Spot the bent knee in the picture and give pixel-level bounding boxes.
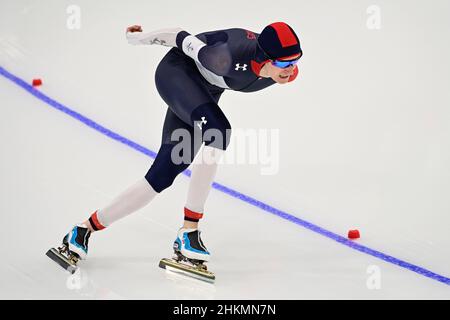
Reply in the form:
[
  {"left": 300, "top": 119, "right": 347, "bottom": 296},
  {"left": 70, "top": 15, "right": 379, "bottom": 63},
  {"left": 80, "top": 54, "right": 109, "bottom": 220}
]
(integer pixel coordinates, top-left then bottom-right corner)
[{"left": 145, "top": 144, "right": 190, "bottom": 193}]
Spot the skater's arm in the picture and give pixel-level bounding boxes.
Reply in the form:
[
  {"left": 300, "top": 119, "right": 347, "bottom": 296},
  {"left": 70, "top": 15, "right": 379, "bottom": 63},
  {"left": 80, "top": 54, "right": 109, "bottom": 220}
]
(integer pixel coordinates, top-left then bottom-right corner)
[
  {"left": 125, "top": 25, "right": 183, "bottom": 47},
  {"left": 126, "top": 25, "right": 231, "bottom": 76}
]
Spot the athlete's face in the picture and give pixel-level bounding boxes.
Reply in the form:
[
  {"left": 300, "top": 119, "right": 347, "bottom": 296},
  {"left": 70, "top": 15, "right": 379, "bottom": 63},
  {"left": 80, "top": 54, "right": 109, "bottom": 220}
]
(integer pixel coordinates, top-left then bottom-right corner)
[{"left": 262, "top": 53, "right": 301, "bottom": 84}]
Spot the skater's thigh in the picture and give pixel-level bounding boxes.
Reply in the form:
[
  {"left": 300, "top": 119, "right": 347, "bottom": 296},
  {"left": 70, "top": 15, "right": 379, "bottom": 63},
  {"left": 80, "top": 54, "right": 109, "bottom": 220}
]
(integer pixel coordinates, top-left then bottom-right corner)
[{"left": 155, "top": 49, "right": 219, "bottom": 125}]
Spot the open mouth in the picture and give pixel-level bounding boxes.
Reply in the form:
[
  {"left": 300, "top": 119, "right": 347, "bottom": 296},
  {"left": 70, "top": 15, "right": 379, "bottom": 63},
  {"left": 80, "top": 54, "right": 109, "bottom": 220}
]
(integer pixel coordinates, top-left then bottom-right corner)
[{"left": 279, "top": 75, "right": 289, "bottom": 79}]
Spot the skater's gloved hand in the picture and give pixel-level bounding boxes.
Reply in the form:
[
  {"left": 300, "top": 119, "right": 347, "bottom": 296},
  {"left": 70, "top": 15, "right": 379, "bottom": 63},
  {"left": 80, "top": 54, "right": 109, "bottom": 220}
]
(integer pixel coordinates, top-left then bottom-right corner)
[
  {"left": 126, "top": 25, "right": 142, "bottom": 33},
  {"left": 125, "top": 26, "right": 183, "bottom": 47}
]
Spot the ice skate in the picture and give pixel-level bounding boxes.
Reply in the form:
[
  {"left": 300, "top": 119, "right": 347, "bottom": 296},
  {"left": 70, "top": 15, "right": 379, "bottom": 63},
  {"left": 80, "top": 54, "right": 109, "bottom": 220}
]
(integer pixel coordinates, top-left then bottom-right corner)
[
  {"left": 46, "top": 224, "right": 91, "bottom": 274},
  {"left": 159, "top": 228, "right": 215, "bottom": 283}
]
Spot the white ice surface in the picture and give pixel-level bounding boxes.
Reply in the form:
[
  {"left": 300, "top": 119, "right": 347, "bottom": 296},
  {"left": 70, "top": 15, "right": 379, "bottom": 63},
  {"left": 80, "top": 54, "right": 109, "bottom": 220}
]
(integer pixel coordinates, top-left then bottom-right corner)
[{"left": 1, "top": 0, "right": 450, "bottom": 299}]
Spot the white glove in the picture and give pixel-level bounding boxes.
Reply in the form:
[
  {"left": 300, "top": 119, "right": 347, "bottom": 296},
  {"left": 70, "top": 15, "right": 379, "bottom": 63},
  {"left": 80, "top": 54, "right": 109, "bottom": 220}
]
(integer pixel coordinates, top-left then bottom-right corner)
[{"left": 125, "top": 25, "right": 183, "bottom": 47}]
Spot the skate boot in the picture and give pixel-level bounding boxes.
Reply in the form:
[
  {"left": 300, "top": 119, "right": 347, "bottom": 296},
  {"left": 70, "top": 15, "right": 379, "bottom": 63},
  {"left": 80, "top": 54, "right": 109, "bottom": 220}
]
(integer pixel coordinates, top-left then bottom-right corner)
[
  {"left": 173, "top": 228, "right": 210, "bottom": 262},
  {"left": 159, "top": 228, "right": 215, "bottom": 283},
  {"left": 46, "top": 224, "right": 91, "bottom": 274}
]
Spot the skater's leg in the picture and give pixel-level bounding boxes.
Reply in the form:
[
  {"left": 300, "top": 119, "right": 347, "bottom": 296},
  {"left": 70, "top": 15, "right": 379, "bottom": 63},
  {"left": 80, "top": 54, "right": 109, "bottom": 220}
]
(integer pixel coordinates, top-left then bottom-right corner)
[
  {"left": 183, "top": 145, "right": 224, "bottom": 230},
  {"left": 181, "top": 101, "right": 231, "bottom": 229},
  {"left": 84, "top": 108, "right": 196, "bottom": 232},
  {"left": 145, "top": 104, "right": 230, "bottom": 263},
  {"left": 83, "top": 179, "right": 157, "bottom": 231},
  {"left": 172, "top": 102, "right": 231, "bottom": 262},
  {"left": 48, "top": 109, "right": 194, "bottom": 270}
]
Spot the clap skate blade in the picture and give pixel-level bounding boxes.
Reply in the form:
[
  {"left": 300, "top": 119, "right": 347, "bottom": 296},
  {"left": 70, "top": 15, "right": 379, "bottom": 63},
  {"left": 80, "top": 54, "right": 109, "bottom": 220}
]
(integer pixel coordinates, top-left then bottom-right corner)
[
  {"left": 46, "top": 245, "right": 79, "bottom": 274},
  {"left": 159, "top": 252, "right": 215, "bottom": 283}
]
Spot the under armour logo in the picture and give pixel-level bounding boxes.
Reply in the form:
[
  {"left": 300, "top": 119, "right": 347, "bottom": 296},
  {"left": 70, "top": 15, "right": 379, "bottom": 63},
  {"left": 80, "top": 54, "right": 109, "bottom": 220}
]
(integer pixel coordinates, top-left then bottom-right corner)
[
  {"left": 196, "top": 116, "right": 207, "bottom": 129},
  {"left": 235, "top": 63, "right": 247, "bottom": 71},
  {"left": 149, "top": 38, "right": 166, "bottom": 45},
  {"left": 186, "top": 42, "right": 194, "bottom": 52}
]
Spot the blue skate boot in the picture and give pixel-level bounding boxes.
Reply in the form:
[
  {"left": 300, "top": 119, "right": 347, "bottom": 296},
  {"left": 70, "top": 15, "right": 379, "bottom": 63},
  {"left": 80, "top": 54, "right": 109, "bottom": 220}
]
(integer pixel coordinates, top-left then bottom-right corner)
[
  {"left": 159, "top": 228, "right": 215, "bottom": 282},
  {"left": 63, "top": 224, "right": 91, "bottom": 260},
  {"left": 173, "top": 228, "right": 210, "bottom": 262},
  {"left": 46, "top": 224, "right": 91, "bottom": 274}
]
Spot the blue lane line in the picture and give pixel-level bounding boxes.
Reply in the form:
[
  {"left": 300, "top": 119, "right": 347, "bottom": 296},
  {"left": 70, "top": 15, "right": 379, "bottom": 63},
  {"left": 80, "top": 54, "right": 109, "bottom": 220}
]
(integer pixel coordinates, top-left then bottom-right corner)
[{"left": 1, "top": 65, "right": 449, "bottom": 286}]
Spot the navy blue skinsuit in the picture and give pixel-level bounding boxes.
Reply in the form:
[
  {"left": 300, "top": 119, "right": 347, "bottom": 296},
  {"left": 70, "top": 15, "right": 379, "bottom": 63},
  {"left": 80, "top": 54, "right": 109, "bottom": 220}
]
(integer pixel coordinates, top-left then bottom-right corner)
[{"left": 145, "top": 28, "right": 299, "bottom": 193}]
